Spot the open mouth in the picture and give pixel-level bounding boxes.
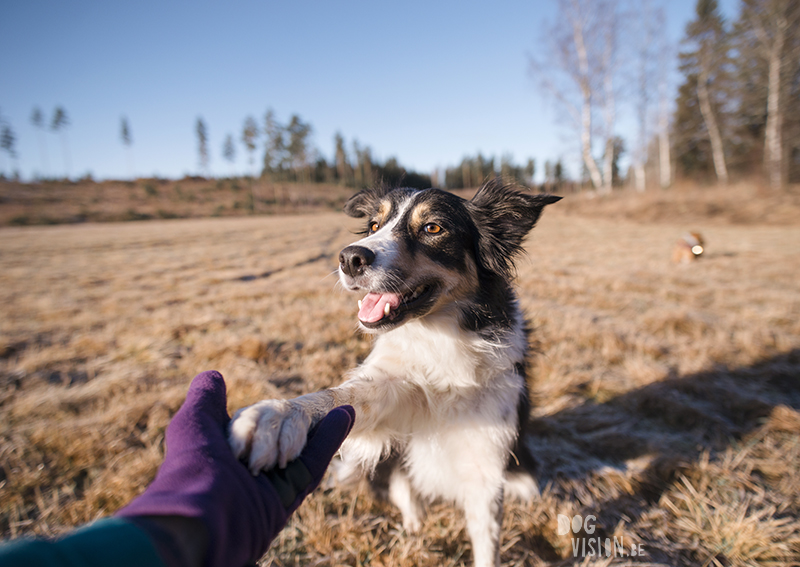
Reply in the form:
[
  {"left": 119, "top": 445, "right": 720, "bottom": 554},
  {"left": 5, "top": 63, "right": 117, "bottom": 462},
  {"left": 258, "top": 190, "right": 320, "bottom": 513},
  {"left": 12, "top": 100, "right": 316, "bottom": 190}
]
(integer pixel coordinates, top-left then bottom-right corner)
[{"left": 356, "top": 284, "right": 435, "bottom": 329}]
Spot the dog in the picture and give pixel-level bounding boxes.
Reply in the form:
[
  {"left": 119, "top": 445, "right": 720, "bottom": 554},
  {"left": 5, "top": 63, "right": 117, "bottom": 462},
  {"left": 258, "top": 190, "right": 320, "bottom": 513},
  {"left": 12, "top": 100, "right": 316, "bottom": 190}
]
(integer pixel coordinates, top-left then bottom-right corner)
[
  {"left": 672, "top": 231, "right": 705, "bottom": 263},
  {"left": 228, "top": 179, "right": 560, "bottom": 567}
]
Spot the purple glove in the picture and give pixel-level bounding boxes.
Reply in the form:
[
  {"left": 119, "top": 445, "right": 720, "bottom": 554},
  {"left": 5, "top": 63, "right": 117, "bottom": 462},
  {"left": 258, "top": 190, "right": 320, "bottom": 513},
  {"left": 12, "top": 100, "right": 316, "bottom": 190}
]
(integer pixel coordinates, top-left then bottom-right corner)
[{"left": 117, "top": 370, "right": 354, "bottom": 567}]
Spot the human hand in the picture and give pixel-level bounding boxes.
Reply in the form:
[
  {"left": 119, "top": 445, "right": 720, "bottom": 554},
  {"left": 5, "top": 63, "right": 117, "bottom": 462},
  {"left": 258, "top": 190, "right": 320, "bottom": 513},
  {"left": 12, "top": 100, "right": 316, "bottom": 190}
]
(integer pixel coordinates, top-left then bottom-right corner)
[{"left": 116, "top": 370, "right": 354, "bottom": 567}]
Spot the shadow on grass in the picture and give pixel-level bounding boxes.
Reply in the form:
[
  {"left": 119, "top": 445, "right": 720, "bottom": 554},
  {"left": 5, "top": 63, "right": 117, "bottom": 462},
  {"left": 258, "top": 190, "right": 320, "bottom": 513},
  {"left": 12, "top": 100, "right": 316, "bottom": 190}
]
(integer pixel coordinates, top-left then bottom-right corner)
[{"left": 522, "top": 348, "right": 800, "bottom": 559}]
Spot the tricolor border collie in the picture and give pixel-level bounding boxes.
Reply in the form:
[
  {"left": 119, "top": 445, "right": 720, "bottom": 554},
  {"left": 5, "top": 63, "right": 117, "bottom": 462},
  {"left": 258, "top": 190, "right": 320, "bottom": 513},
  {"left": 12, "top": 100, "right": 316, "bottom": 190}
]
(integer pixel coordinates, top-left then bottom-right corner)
[{"left": 229, "top": 179, "right": 560, "bottom": 567}]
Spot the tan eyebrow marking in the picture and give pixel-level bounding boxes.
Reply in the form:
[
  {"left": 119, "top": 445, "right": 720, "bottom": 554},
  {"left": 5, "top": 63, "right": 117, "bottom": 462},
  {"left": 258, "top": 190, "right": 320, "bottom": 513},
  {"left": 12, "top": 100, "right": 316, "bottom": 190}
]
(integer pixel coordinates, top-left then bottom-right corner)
[
  {"left": 377, "top": 200, "right": 392, "bottom": 224},
  {"left": 410, "top": 202, "right": 432, "bottom": 232}
]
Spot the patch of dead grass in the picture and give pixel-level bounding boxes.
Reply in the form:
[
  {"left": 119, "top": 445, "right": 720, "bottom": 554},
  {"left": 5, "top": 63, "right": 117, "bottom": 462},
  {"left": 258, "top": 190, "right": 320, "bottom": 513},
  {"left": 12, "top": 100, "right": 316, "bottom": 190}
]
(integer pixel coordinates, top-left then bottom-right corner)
[{"left": 1, "top": 192, "right": 799, "bottom": 565}]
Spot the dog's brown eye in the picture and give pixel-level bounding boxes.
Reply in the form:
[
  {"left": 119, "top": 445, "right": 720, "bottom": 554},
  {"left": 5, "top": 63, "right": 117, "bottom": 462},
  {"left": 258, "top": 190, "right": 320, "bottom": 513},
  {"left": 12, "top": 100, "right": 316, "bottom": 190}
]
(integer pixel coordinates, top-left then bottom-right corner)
[
  {"left": 369, "top": 222, "right": 379, "bottom": 233},
  {"left": 424, "top": 223, "right": 442, "bottom": 234}
]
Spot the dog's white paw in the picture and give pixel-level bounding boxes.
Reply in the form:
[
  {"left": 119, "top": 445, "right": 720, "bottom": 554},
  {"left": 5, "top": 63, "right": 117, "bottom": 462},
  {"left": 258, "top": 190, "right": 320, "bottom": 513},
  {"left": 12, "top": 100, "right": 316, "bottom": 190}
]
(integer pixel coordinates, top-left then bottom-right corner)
[{"left": 228, "top": 399, "right": 313, "bottom": 474}]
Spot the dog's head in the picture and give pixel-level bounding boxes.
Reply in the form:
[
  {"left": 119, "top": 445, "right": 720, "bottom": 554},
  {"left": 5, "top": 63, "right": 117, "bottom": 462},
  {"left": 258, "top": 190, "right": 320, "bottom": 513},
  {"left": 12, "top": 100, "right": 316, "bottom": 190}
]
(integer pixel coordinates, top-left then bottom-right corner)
[{"left": 338, "top": 179, "right": 560, "bottom": 332}]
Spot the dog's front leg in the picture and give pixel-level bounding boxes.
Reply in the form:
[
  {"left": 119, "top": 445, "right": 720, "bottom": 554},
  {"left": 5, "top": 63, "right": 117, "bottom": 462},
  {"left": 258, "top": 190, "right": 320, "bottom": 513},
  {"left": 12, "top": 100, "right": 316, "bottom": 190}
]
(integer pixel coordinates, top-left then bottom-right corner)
[
  {"left": 229, "top": 374, "right": 419, "bottom": 474},
  {"left": 229, "top": 390, "right": 339, "bottom": 474},
  {"left": 464, "top": 486, "right": 503, "bottom": 567}
]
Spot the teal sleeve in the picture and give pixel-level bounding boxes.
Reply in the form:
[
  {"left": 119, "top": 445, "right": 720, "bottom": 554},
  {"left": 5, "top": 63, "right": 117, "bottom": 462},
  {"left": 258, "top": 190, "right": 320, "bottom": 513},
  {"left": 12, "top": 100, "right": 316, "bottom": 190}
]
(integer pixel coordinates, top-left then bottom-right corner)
[{"left": 0, "top": 517, "right": 166, "bottom": 567}]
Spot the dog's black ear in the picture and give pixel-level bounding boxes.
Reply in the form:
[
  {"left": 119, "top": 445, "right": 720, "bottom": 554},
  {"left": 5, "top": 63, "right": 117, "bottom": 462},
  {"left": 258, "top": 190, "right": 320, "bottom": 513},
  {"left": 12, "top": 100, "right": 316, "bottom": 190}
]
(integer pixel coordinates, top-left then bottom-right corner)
[
  {"left": 467, "top": 178, "right": 561, "bottom": 277},
  {"left": 343, "top": 185, "right": 393, "bottom": 218}
]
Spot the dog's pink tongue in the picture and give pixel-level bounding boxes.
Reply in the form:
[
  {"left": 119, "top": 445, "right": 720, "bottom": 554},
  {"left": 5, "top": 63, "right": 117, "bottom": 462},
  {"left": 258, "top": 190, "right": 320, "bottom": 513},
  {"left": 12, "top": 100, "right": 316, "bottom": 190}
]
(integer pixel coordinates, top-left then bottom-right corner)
[{"left": 358, "top": 292, "right": 401, "bottom": 323}]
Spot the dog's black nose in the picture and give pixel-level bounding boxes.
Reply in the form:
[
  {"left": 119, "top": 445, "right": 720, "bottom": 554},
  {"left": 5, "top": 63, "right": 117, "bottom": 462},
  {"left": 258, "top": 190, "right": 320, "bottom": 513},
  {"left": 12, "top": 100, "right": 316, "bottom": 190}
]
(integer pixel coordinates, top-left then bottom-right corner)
[{"left": 339, "top": 245, "right": 376, "bottom": 277}]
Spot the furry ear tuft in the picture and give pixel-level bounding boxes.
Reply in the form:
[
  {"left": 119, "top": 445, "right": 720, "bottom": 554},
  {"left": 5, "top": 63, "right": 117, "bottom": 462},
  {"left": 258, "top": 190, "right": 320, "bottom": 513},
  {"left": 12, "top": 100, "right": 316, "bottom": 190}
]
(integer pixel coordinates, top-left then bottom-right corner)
[
  {"left": 343, "top": 184, "right": 394, "bottom": 218},
  {"left": 467, "top": 178, "right": 561, "bottom": 277}
]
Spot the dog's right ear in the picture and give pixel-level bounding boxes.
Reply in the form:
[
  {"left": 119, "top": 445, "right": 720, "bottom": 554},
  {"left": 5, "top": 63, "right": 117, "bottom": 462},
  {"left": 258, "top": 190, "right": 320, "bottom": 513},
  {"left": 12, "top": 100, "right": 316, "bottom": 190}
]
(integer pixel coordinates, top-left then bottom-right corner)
[{"left": 343, "top": 185, "right": 393, "bottom": 218}]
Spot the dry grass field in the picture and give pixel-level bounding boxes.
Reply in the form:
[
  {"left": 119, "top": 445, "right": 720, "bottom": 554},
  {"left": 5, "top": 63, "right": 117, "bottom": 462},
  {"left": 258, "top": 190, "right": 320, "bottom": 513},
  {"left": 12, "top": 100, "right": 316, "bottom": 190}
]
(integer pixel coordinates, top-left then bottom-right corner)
[
  {"left": 0, "top": 177, "right": 355, "bottom": 226},
  {"left": 1, "top": 183, "right": 799, "bottom": 565}
]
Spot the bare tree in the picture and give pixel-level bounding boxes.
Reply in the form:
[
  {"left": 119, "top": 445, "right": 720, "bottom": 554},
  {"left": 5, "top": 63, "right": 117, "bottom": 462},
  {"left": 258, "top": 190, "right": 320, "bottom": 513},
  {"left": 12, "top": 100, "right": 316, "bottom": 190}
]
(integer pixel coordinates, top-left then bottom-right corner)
[
  {"left": 630, "top": 0, "right": 661, "bottom": 192},
  {"left": 655, "top": 9, "right": 673, "bottom": 189},
  {"left": 530, "top": 0, "right": 621, "bottom": 192},
  {"left": 598, "top": 3, "right": 619, "bottom": 193}
]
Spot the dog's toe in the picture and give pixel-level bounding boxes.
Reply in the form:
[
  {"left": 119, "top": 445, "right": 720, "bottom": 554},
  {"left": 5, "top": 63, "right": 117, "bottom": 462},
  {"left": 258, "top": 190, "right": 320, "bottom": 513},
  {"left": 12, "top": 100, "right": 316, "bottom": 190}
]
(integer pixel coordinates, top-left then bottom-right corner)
[
  {"left": 277, "top": 406, "right": 312, "bottom": 468},
  {"left": 228, "top": 404, "right": 259, "bottom": 461}
]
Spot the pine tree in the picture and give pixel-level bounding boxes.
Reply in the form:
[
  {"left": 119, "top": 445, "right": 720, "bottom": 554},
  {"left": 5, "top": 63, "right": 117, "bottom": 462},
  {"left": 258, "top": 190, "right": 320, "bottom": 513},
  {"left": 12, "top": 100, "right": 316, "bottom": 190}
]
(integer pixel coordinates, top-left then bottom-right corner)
[
  {"left": 352, "top": 139, "right": 363, "bottom": 188},
  {"left": 222, "top": 134, "right": 236, "bottom": 175},
  {"left": 196, "top": 117, "right": 209, "bottom": 177},
  {"left": 30, "top": 107, "right": 49, "bottom": 177},
  {"left": 286, "top": 114, "right": 312, "bottom": 182},
  {"left": 675, "top": 0, "right": 732, "bottom": 184},
  {"left": 334, "top": 132, "right": 350, "bottom": 186},
  {"left": 120, "top": 116, "right": 133, "bottom": 178},
  {"left": 1, "top": 123, "right": 18, "bottom": 176},
  {"left": 51, "top": 106, "right": 71, "bottom": 178},
  {"left": 241, "top": 116, "right": 258, "bottom": 177},
  {"left": 524, "top": 158, "right": 536, "bottom": 186},
  {"left": 262, "top": 110, "right": 284, "bottom": 178}
]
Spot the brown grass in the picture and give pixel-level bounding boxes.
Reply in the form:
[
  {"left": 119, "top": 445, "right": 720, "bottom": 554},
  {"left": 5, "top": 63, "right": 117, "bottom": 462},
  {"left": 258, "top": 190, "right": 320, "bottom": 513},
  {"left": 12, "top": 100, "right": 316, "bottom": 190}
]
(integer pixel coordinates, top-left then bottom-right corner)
[
  {"left": 1, "top": 183, "right": 799, "bottom": 565},
  {"left": 0, "top": 177, "right": 355, "bottom": 226},
  {"left": 550, "top": 180, "right": 800, "bottom": 226}
]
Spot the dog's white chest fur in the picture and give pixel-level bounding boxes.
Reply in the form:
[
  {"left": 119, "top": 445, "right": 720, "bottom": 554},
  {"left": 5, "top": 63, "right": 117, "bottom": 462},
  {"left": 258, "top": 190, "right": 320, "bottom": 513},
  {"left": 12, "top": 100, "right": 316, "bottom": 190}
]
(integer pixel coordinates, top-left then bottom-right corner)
[{"left": 339, "top": 313, "right": 527, "bottom": 498}]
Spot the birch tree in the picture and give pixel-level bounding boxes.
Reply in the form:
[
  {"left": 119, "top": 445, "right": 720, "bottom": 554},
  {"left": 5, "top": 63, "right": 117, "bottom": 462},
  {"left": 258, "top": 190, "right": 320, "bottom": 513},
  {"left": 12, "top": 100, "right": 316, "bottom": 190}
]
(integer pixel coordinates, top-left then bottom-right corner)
[
  {"left": 655, "top": 9, "right": 673, "bottom": 188},
  {"left": 530, "top": 0, "right": 620, "bottom": 192},
  {"left": 631, "top": 0, "right": 661, "bottom": 192},
  {"left": 598, "top": 4, "right": 619, "bottom": 193}
]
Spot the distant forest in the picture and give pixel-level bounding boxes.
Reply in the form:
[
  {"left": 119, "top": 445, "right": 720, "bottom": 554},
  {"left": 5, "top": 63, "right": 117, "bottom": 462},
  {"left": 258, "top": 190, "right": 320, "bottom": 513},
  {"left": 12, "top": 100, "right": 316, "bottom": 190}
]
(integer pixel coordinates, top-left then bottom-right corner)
[{"left": 1, "top": 0, "right": 798, "bottom": 192}]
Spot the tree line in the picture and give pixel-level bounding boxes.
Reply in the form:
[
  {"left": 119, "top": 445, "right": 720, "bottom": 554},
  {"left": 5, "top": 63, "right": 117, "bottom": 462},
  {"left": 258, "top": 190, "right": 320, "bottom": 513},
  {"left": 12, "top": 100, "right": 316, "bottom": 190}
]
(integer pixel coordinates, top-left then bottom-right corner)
[
  {"left": 532, "top": 0, "right": 800, "bottom": 192},
  {"left": 198, "top": 110, "right": 433, "bottom": 189},
  {"left": 673, "top": 0, "right": 799, "bottom": 189},
  {"left": 3, "top": 0, "right": 797, "bottom": 192}
]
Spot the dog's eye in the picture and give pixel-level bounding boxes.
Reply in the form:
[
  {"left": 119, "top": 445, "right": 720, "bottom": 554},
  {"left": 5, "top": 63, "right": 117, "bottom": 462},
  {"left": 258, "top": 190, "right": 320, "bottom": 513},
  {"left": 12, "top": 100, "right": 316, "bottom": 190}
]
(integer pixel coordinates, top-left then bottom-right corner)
[
  {"left": 369, "top": 221, "right": 380, "bottom": 233},
  {"left": 424, "top": 223, "right": 442, "bottom": 234}
]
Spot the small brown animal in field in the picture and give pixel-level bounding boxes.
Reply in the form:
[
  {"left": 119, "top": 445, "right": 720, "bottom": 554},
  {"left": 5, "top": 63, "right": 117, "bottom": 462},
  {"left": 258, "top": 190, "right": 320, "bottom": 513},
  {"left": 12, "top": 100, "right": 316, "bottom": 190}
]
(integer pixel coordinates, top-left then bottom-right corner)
[{"left": 672, "top": 232, "right": 705, "bottom": 263}]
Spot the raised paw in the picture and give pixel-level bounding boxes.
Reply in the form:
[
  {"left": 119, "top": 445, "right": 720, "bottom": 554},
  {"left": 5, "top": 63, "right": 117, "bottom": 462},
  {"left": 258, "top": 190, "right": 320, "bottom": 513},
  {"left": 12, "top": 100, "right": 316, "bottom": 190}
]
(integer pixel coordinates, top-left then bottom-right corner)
[{"left": 228, "top": 399, "right": 313, "bottom": 474}]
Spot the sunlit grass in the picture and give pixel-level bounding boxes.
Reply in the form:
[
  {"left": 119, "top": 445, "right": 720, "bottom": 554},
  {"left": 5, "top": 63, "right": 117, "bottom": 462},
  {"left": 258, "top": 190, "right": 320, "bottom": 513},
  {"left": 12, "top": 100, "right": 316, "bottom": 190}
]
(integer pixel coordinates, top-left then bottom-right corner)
[{"left": 1, "top": 185, "right": 799, "bottom": 565}]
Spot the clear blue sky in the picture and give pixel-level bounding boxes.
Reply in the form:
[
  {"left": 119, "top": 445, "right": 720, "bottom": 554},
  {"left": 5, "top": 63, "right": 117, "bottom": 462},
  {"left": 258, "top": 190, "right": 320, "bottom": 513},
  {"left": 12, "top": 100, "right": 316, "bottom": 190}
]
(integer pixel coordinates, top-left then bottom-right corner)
[{"left": 0, "top": 0, "right": 739, "bottom": 182}]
